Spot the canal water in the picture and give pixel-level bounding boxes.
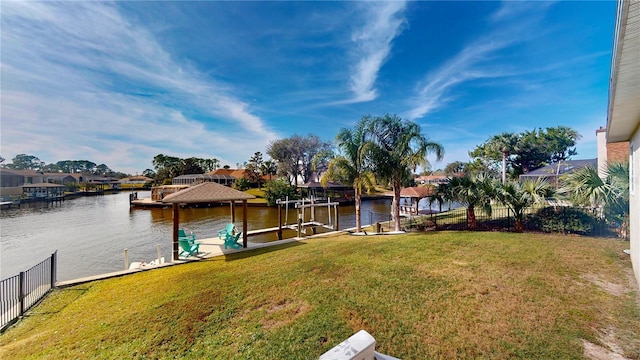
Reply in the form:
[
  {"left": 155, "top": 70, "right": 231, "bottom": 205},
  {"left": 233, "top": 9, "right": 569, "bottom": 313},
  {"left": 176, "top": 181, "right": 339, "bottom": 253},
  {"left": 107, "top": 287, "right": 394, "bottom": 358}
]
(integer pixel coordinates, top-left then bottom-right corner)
[{"left": 0, "top": 192, "right": 395, "bottom": 282}]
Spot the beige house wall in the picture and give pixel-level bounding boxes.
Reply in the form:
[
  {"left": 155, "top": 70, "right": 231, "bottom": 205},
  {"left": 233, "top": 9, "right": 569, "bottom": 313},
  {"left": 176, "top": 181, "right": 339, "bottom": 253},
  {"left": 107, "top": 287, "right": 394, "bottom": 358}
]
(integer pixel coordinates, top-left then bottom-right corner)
[
  {"left": 630, "top": 131, "right": 639, "bottom": 288},
  {"left": 597, "top": 128, "right": 608, "bottom": 178}
]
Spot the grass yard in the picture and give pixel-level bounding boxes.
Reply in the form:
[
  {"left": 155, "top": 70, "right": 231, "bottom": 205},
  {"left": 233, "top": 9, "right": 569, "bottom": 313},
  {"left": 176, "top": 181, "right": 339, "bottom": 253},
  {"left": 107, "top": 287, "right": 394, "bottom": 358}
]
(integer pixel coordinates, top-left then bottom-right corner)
[{"left": 1, "top": 231, "right": 638, "bottom": 359}]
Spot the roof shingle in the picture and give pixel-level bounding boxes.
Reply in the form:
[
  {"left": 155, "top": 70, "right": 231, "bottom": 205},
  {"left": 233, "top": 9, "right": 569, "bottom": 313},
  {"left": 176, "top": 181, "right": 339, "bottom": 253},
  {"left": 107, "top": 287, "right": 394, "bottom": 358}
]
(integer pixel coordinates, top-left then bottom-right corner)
[{"left": 161, "top": 182, "right": 255, "bottom": 203}]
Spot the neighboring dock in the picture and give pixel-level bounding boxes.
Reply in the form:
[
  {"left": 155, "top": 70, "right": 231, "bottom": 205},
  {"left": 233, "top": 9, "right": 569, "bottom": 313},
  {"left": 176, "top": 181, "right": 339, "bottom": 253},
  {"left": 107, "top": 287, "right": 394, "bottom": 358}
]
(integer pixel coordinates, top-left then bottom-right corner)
[
  {"left": 0, "top": 201, "right": 20, "bottom": 210},
  {"left": 129, "top": 197, "right": 170, "bottom": 208}
]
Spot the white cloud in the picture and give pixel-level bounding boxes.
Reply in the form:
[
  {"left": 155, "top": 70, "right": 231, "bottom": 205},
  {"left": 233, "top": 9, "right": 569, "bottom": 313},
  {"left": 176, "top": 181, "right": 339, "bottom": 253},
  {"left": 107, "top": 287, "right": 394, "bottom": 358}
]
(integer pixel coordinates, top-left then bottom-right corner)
[
  {"left": 405, "top": 2, "right": 551, "bottom": 120},
  {"left": 346, "top": 1, "right": 407, "bottom": 103},
  {"left": 1, "top": 1, "right": 278, "bottom": 173}
]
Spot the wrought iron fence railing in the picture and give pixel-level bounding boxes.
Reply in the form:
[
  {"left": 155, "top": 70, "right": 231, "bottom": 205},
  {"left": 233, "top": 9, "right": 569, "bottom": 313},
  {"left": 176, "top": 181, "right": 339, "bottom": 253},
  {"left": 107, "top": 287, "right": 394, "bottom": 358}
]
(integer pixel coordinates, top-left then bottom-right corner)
[
  {"left": 401, "top": 206, "right": 624, "bottom": 239},
  {"left": 1, "top": 251, "right": 57, "bottom": 332}
]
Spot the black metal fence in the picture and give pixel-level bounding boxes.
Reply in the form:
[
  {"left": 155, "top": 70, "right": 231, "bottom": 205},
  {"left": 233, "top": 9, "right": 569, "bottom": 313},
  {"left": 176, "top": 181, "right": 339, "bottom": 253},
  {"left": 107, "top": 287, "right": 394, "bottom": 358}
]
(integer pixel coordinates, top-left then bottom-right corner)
[
  {"left": 1, "top": 251, "right": 57, "bottom": 332},
  {"left": 403, "top": 206, "right": 623, "bottom": 238}
]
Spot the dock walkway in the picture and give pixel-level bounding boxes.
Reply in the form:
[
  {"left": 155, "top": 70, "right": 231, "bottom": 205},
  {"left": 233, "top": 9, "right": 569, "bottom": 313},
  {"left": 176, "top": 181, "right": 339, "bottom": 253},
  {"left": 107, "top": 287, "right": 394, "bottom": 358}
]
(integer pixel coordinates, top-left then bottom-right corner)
[{"left": 56, "top": 232, "right": 341, "bottom": 287}]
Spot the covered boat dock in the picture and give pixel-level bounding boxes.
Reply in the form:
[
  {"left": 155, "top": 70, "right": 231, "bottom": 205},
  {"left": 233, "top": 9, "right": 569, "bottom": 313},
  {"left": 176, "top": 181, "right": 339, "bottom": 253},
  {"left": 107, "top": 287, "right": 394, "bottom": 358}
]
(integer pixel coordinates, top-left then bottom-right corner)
[{"left": 161, "top": 182, "right": 255, "bottom": 261}]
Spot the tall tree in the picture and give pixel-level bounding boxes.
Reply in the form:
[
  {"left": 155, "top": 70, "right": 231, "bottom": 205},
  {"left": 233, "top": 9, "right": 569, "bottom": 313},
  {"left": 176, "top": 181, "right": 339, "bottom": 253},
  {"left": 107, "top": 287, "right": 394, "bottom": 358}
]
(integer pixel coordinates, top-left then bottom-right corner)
[
  {"left": 545, "top": 126, "right": 581, "bottom": 163},
  {"left": 489, "top": 132, "right": 519, "bottom": 184},
  {"left": 321, "top": 117, "right": 376, "bottom": 233},
  {"left": 152, "top": 154, "right": 183, "bottom": 181},
  {"left": 142, "top": 169, "right": 156, "bottom": 178},
  {"left": 7, "top": 154, "right": 44, "bottom": 170},
  {"left": 181, "top": 157, "right": 204, "bottom": 175},
  {"left": 470, "top": 127, "right": 581, "bottom": 177},
  {"left": 268, "top": 137, "right": 300, "bottom": 185},
  {"left": 94, "top": 164, "right": 112, "bottom": 176},
  {"left": 246, "top": 152, "right": 264, "bottom": 188},
  {"left": 444, "top": 161, "right": 466, "bottom": 175},
  {"left": 267, "top": 134, "right": 331, "bottom": 185},
  {"left": 300, "top": 135, "right": 332, "bottom": 183},
  {"left": 366, "top": 114, "right": 444, "bottom": 231},
  {"left": 198, "top": 158, "right": 220, "bottom": 173},
  {"left": 260, "top": 160, "right": 278, "bottom": 181}
]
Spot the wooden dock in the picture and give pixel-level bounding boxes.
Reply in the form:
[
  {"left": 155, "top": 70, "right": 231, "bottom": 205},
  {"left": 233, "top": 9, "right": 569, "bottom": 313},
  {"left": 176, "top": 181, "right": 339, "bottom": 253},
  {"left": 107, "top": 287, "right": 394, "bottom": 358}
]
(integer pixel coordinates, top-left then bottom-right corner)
[
  {"left": 0, "top": 201, "right": 19, "bottom": 209},
  {"left": 245, "top": 221, "right": 337, "bottom": 239}
]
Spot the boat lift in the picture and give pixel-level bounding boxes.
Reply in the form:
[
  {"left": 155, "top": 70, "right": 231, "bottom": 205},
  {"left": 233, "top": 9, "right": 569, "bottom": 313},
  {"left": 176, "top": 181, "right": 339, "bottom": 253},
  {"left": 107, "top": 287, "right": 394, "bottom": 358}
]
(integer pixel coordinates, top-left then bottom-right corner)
[{"left": 275, "top": 197, "right": 340, "bottom": 238}]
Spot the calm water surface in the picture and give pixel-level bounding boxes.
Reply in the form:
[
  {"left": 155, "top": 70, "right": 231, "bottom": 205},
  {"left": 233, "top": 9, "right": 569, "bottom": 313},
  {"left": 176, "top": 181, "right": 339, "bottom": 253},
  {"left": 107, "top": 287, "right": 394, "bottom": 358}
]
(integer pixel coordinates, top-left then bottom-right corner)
[{"left": 1, "top": 192, "right": 394, "bottom": 281}]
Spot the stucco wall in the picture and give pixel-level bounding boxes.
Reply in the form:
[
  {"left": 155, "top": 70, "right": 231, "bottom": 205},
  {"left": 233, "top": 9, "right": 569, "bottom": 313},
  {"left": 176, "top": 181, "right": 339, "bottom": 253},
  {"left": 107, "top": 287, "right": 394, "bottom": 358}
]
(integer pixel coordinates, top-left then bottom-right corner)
[
  {"left": 631, "top": 130, "right": 639, "bottom": 289},
  {"left": 597, "top": 128, "right": 608, "bottom": 178}
]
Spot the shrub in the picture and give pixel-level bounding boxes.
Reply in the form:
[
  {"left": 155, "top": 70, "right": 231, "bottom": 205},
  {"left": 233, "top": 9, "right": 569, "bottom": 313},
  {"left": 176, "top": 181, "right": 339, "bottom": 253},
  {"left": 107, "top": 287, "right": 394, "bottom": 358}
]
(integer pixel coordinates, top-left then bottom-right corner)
[
  {"left": 233, "top": 178, "right": 251, "bottom": 191},
  {"left": 263, "top": 179, "right": 298, "bottom": 206},
  {"left": 528, "top": 207, "right": 603, "bottom": 236}
]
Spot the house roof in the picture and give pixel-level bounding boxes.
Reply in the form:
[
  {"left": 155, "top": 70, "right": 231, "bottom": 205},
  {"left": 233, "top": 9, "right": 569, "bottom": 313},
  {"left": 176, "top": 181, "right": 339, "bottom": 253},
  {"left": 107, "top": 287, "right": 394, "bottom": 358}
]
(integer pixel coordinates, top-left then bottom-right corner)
[
  {"left": 21, "top": 182, "right": 64, "bottom": 188},
  {"left": 44, "top": 173, "right": 75, "bottom": 180},
  {"left": 384, "top": 186, "right": 434, "bottom": 199},
  {"left": 415, "top": 174, "right": 463, "bottom": 182},
  {"left": 0, "top": 168, "right": 42, "bottom": 176},
  {"left": 122, "top": 175, "right": 153, "bottom": 181},
  {"left": 607, "top": 0, "right": 640, "bottom": 142},
  {"left": 519, "top": 159, "right": 597, "bottom": 178},
  {"left": 298, "top": 181, "right": 350, "bottom": 189},
  {"left": 210, "top": 168, "right": 233, "bottom": 176},
  {"left": 161, "top": 182, "right": 255, "bottom": 203},
  {"left": 174, "top": 173, "right": 236, "bottom": 180},
  {"left": 208, "top": 168, "right": 250, "bottom": 179}
]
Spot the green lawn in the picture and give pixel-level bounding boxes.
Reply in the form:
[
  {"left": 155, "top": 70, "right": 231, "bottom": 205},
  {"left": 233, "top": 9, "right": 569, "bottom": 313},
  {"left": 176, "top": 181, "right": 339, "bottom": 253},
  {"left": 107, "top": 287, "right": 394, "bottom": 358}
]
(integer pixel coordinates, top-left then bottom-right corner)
[{"left": 1, "top": 232, "right": 638, "bottom": 359}]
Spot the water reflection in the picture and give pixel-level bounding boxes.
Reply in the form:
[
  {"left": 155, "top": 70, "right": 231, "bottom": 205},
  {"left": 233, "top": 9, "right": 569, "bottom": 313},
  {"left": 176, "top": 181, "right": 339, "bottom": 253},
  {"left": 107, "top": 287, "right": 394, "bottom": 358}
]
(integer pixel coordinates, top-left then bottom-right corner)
[{"left": 1, "top": 191, "right": 391, "bottom": 281}]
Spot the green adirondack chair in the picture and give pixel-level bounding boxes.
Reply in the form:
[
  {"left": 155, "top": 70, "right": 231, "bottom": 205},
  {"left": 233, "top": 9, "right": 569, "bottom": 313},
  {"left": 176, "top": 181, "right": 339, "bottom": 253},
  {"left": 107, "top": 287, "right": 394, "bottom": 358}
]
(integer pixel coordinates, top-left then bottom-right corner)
[
  {"left": 179, "top": 237, "right": 200, "bottom": 257},
  {"left": 179, "top": 229, "right": 196, "bottom": 243},
  {"left": 218, "top": 223, "right": 236, "bottom": 239},
  {"left": 224, "top": 232, "right": 242, "bottom": 249}
]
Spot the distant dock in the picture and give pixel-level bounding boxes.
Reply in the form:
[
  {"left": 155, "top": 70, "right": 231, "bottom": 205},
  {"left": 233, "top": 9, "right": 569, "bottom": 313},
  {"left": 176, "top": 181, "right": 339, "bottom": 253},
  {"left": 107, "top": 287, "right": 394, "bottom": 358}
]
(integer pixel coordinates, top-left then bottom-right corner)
[{"left": 0, "top": 201, "right": 20, "bottom": 210}]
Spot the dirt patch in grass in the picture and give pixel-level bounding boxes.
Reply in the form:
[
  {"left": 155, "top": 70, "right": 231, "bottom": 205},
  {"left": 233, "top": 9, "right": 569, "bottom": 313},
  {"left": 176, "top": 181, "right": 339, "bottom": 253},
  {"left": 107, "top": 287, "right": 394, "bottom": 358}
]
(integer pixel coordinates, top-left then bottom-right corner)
[
  {"left": 582, "top": 262, "right": 640, "bottom": 359},
  {"left": 582, "top": 273, "right": 630, "bottom": 297},
  {"left": 583, "top": 339, "right": 629, "bottom": 360},
  {"left": 257, "top": 298, "right": 311, "bottom": 330}
]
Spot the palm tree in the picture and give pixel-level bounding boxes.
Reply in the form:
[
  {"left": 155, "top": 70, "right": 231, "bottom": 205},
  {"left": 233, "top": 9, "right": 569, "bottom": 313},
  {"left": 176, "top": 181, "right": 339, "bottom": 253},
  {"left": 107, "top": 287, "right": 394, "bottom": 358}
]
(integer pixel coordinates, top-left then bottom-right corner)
[
  {"left": 447, "top": 174, "right": 495, "bottom": 229},
  {"left": 321, "top": 118, "right": 375, "bottom": 233},
  {"left": 491, "top": 132, "right": 519, "bottom": 184},
  {"left": 366, "top": 114, "right": 444, "bottom": 231},
  {"left": 559, "top": 162, "right": 629, "bottom": 236},
  {"left": 496, "top": 178, "right": 552, "bottom": 232},
  {"left": 260, "top": 160, "right": 278, "bottom": 181}
]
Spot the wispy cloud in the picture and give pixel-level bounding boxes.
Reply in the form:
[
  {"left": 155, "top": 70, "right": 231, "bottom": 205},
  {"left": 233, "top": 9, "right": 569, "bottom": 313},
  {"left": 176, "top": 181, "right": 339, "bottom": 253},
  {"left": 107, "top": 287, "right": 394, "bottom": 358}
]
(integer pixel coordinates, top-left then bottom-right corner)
[
  {"left": 405, "top": 2, "right": 552, "bottom": 120},
  {"left": 345, "top": 1, "right": 407, "bottom": 103},
  {"left": 1, "top": 1, "right": 277, "bottom": 172}
]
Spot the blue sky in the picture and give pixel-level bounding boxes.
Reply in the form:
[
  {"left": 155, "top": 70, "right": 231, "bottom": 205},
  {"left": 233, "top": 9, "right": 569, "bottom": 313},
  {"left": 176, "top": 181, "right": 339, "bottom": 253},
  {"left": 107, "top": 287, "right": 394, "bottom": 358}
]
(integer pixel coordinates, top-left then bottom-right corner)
[{"left": 1, "top": 1, "right": 615, "bottom": 174}]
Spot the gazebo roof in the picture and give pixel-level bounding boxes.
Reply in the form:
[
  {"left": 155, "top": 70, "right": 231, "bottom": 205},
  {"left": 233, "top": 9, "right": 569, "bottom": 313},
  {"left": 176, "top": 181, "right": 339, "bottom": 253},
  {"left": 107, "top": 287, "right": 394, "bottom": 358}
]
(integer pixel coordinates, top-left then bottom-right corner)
[
  {"left": 385, "top": 186, "right": 433, "bottom": 199},
  {"left": 161, "top": 182, "right": 255, "bottom": 203}
]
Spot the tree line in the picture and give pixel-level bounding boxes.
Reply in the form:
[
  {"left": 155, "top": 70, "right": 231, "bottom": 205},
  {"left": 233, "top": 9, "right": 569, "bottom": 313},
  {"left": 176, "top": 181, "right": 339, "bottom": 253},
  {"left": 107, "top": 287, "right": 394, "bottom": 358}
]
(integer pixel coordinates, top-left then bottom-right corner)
[
  {"left": 4, "top": 117, "right": 622, "bottom": 236},
  {"left": 0, "top": 154, "right": 127, "bottom": 178},
  {"left": 309, "top": 114, "right": 627, "bottom": 237}
]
